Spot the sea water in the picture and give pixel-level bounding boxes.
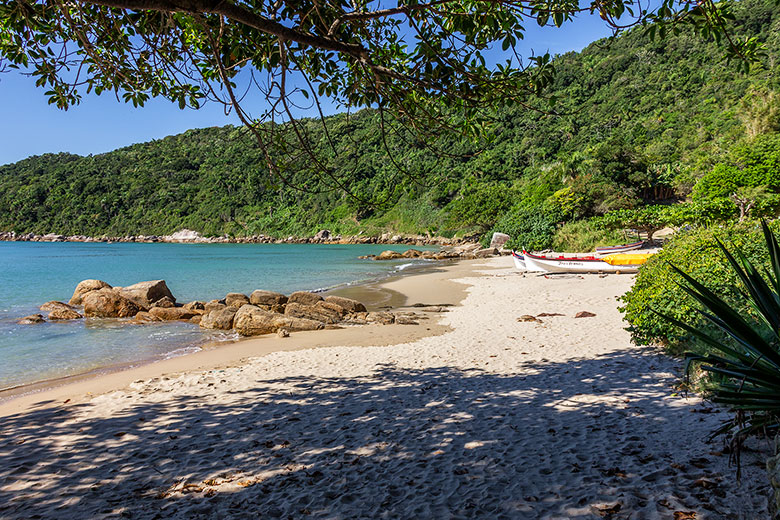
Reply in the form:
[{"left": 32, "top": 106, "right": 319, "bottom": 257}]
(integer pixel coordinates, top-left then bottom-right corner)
[{"left": 0, "top": 242, "right": 434, "bottom": 390}]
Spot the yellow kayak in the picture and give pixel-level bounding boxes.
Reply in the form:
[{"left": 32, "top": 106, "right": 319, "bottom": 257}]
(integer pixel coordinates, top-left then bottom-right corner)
[{"left": 601, "top": 253, "right": 655, "bottom": 266}]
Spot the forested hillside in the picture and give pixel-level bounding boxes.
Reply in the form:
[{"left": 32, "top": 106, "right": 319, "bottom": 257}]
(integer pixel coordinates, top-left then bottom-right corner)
[{"left": 1, "top": 0, "right": 778, "bottom": 243}]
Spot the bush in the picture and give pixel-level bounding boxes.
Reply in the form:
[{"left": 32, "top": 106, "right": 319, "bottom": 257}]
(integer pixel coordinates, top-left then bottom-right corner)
[
  {"left": 487, "top": 202, "right": 560, "bottom": 251},
  {"left": 620, "top": 221, "right": 777, "bottom": 352},
  {"left": 551, "top": 220, "right": 633, "bottom": 252}
]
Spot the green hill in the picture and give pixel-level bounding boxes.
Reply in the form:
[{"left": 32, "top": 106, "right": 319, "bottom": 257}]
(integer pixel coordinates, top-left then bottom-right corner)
[{"left": 1, "top": 0, "right": 778, "bottom": 241}]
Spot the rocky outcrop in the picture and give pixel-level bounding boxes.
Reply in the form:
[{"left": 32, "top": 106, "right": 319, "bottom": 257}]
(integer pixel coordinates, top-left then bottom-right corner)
[
  {"left": 225, "top": 293, "right": 250, "bottom": 309},
  {"left": 288, "top": 291, "right": 323, "bottom": 306},
  {"left": 233, "top": 305, "right": 324, "bottom": 336},
  {"left": 375, "top": 250, "right": 403, "bottom": 260},
  {"left": 83, "top": 288, "right": 142, "bottom": 318},
  {"left": 199, "top": 308, "right": 237, "bottom": 330},
  {"left": 324, "top": 295, "right": 367, "bottom": 314},
  {"left": 40, "top": 301, "right": 72, "bottom": 312},
  {"left": 183, "top": 301, "right": 206, "bottom": 311},
  {"left": 119, "top": 280, "right": 175, "bottom": 310},
  {"left": 18, "top": 314, "right": 45, "bottom": 324},
  {"left": 148, "top": 307, "right": 197, "bottom": 321},
  {"left": 69, "top": 279, "right": 112, "bottom": 306}
]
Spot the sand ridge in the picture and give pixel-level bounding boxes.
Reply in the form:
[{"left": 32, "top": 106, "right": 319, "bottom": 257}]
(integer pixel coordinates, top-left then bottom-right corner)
[{"left": 0, "top": 257, "right": 770, "bottom": 518}]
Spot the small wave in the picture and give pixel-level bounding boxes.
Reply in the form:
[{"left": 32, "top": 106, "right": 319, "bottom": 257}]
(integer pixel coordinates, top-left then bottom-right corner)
[{"left": 395, "top": 262, "right": 417, "bottom": 271}]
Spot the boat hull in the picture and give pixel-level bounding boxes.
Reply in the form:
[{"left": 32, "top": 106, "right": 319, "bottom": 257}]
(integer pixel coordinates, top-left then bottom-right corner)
[{"left": 523, "top": 251, "right": 639, "bottom": 273}]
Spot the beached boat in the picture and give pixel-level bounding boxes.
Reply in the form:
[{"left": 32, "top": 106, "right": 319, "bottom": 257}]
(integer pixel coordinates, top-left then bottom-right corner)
[
  {"left": 595, "top": 240, "right": 643, "bottom": 255},
  {"left": 512, "top": 251, "right": 526, "bottom": 270},
  {"left": 522, "top": 250, "right": 654, "bottom": 273}
]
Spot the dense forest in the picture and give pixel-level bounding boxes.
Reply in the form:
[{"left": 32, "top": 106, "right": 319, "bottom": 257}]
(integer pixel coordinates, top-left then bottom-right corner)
[{"left": 1, "top": 0, "right": 778, "bottom": 248}]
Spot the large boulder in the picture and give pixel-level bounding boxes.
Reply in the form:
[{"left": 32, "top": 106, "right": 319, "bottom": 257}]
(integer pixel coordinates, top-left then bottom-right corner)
[
  {"left": 402, "top": 249, "right": 423, "bottom": 258},
  {"left": 284, "top": 302, "right": 341, "bottom": 324},
  {"left": 489, "top": 232, "right": 511, "bottom": 249},
  {"left": 288, "top": 291, "right": 323, "bottom": 306},
  {"left": 324, "top": 295, "right": 367, "bottom": 314},
  {"left": 83, "top": 288, "right": 142, "bottom": 318},
  {"left": 233, "top": 305, "right": 324, "bottom": 336},
  {"left": 148, "top": 307, "right": 197, "bottom": 321},
  {"left": 204, "top": 300, "right": 227, "bottom": 313},
  {"left": 69, "top": 279, "right": 112, "bottom": 306},
  {"left": 313, "top": 229, "right": 330, "bottom": 241},
  {"left": 250, "top": 290, "right": 288, "bottom": 307},
  {"left": 225, "top": 292, "right": 250, "bottom": 309},
  {"left": 119, "top": 280, "right": 175, "bottom": 310},
  {"left": 199, "top": 308, "right": 237, "bottom": 330}
]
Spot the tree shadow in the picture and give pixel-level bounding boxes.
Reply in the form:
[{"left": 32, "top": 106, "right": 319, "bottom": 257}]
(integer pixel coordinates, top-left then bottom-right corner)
[{"left": 0, "top": 347, "right": 769, "bottom": 519}]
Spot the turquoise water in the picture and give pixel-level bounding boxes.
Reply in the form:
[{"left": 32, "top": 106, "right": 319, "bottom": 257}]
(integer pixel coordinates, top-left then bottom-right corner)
[{"left": 0, "top": 242, "right": 433, "bottom": 390}]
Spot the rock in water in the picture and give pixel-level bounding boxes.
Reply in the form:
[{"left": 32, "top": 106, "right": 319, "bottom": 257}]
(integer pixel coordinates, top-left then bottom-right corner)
[
  {"left": 199, "top": 308, "right": 237, "bottom": 330},
  {"left": 250, "top": 290, "right": 288, "bottom": 307},
  {"left": 233, "top": 305, "right": 323, "bottom": 336},
  {"left": 119, "top": 280, "right": 175, "bottom": 310},
  {"left": 18, "top": 314, "right": 45, "bottom": 324},
  {"left": 288, "top": 291, "right": 323, "bottom": 306},
  {"left": 69, "top": 279, "right": 112, "bottom": 306},
  {"left": 48, "top": 308, "right": 83, "bottom": 320},
  {"left": 83, "top": 289, "right": 142, "bottom": 318},
  {"left": 489, "top": 232, "right": 511, "bottom": 249},
  {"left": 148, "top": 307, "right": 197, "bottom": 321},
  {"left": 374, "top": 250, "right": 403, "bottom": 260},
  {"left": 183, "top": 301, "right": 206, "bottom": 311},
  {"left": 225, "top": 293, "right": 251, "bottom": 309},
  {"left": 324, "top": 295, "right": 367, "bottom": 314},
  {"left": 133, "top": 311, "right": 163, "bottom": 323},
  {"left": 40, "top": 301, "right": 75, "bottom": 312}
]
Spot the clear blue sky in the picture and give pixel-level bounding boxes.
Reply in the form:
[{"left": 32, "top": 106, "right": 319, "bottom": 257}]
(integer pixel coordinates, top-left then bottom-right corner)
[{"left": 0, "top": 15, "right": 613, "bottom": 166}]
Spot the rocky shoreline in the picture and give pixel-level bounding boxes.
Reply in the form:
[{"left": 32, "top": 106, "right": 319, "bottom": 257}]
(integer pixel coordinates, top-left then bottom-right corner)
[
  {"left": 19, "top": 278, "right": 443, "bottom": 338},
  {"left": 0, "top": 228, "right": 476, "bottom": 246}
]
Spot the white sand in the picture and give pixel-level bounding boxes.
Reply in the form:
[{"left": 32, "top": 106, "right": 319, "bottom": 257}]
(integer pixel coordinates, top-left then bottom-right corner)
[{"left": 0, "top": 257, "right": 770, "bottom": 518}]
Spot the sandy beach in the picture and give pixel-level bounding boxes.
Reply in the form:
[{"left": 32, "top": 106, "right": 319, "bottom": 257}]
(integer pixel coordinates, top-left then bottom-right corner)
[{"left": 0, "top": 257, "right": 770, "bottom": 518}]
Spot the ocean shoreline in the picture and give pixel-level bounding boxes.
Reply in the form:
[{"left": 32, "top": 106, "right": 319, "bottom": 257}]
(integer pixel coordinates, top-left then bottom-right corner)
[
  {"left": 0, "top": 258, "right": 477, "bottom": 415},
  {"left": 0, "top": 256, "right": 769, "bottom": 518}
]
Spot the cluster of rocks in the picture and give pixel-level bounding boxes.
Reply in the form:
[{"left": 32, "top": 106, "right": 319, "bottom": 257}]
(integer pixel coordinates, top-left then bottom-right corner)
[
  {"left": 17, "top": 279, "right": 426, "bottom": 338},
  {"left": 0, "top": 229, "right": 477, "bottom": 247},
  {"left": 360, "top": 244, "right": 502, "bottom": 261}
]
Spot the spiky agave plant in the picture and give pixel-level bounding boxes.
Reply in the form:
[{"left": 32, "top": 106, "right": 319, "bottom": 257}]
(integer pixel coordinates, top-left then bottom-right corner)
[{"left": 661, "top": 220, "right": 780, "bottom": 442}]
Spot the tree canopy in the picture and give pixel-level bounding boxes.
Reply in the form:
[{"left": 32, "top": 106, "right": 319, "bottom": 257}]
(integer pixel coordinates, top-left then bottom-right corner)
[{"left": 0, "top": 0, "right": 769, "bottom": 195}]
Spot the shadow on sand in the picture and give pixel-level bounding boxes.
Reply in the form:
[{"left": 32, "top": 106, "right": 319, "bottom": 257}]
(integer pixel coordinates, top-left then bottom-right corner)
[{"left": 0, "top": 347, "right": 769, "bottom": 519}]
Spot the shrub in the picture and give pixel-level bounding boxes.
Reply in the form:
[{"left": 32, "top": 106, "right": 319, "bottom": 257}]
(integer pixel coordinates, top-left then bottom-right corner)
[
  {"left": 551, "top": 219, "right": 632, "bottom": 252},
  {"left": 487, "top": 202, "right": 560, "bottom": 251},
  {"left": 620, "top": 221, "right": 777, "bottom": 352},
  {"left": 669, "top": 221, "right": 780, "bottom": 439}
]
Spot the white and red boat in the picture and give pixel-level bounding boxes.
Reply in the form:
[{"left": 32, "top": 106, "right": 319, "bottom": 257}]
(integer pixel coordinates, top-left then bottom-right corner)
[
  {"left": 521, "top": 250, "right": 652, "bottom": 273},
  {"left": 595, "top": 240, "right": 643, "bottom": 255}
]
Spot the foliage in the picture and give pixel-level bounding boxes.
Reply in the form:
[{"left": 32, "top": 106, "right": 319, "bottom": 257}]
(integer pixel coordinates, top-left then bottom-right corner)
[
  {"left": 446, "top": 181, "right": 517, "bottom": 232},
  {"left": 597, "top": 205, "right": 677, "bottom": 241},
  {"left": 665, "top": 221, "right": 780, "bottom": 439},
  {"left": 487, "top": 202, "right": 560, "bottom": 251},
  {"left": 0, "top": 1, "right": 778, "bottom": 238},
  {"left": 620, "top": 222, "right": 776, "bottom": 352},
  {"left": 551, "top": 220, "right": 631, "bottom": 253}
]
